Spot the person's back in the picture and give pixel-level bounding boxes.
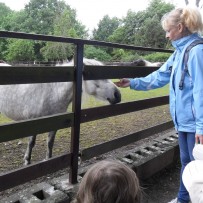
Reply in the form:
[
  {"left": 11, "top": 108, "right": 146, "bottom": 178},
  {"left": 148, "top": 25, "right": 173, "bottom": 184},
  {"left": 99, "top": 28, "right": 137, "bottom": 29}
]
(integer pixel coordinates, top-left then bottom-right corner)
[{"left": 72, "top": 160, "right": 141, "bottom": 203}]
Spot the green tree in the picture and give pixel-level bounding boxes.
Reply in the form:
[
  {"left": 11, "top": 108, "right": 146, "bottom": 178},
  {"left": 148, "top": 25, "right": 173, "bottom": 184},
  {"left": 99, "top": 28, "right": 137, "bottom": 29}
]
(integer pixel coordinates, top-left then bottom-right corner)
[
  {"left": 0, "top": 39, "right": 8, "bottom": 60},
  {"left": 6, "top": 39, "right": 35, "bottom": 62},
  {"left": 40, "top": 8, "right": 87, "bottom": 61},
  {"left": 145, "top": 0, "right": 174, "bottom": 20},
  {"left": 135, "top": 0, "right": 174, "bottom": 48},
  {"left": 0, "top": 3, "right": 12, "bottom": 60},
  {"left": 109, "top": 0, "right": 174, "bottom": 48},
  {"left": 91, "top": 15, "right": 121, "bottom": 60},
  {"left": 121, "top": 10, "right": 146, "bottom": 45},
  {"left": 84, "top": 46, "right": 111, "bottom": 61},
  {"left": 0, "top": 0, "right": 87, "bottom": 62},
  {"left": 3, "top": 10, "right": 28, "bottom": 31},
  {"left": 134, "top": 15, "right": 166, "bottom": 48},
  {"left": 92, "top": 15, "right": 120, "bottom": 42},
  {"left": 0, "top": 3, "right": 12, "bottom": 30},
  {"left": 22, "top": 0, "right": 74, "bottom": 34},
  {"left": 107, "top": 27, "right": 126, "bottom": 44}
]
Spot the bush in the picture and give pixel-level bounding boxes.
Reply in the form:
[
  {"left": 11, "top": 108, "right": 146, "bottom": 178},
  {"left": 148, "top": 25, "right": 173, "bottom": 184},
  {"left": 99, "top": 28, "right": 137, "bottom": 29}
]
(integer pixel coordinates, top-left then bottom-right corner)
[
  {"left": 144, "top": 52, "right": 172, "bottom": 62},
  {"left": 84, "top": 46, "right": 112, "bottom": 61},
  {"left": 120, "top": 53, "right": 141, "bottom": 62}
]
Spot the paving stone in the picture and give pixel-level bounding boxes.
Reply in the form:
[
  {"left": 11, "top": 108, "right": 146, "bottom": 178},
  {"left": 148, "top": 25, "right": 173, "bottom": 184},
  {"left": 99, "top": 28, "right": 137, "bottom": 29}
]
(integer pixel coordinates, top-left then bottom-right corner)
[{"left": 0, "top": 182, "right": 69, "bottom": 203}]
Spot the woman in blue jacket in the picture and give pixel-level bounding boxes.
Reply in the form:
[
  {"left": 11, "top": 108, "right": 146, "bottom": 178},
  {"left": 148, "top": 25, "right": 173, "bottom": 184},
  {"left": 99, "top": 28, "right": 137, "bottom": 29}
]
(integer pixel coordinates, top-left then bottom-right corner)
[{"left": 115, "top": 6, "right": 203, "bottom": 203}]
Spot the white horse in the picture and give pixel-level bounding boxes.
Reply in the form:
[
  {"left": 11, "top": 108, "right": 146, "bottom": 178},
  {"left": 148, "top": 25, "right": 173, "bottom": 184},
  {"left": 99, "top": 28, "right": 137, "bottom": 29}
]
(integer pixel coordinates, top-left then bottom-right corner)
[
  {"left": 0, "top": 58, "right": 121, "bottom": 165},
  {"left": 105, "top": 59, "right": 163, "bottom": 67}
]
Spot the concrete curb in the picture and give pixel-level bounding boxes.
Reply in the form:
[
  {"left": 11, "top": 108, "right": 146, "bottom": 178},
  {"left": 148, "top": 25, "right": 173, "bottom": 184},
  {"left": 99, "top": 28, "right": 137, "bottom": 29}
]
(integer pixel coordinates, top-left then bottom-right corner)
[{"left": 1, "top": 182, "right": 70, "bottom": 203}]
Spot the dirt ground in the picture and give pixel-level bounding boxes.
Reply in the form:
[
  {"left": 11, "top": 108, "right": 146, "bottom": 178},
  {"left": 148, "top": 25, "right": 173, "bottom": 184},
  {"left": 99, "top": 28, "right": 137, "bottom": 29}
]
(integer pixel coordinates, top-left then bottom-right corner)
[
  {"left": 141, "top": 160, "right": 180, "bottom": 203},
  {"left": 0, "top": 105, "right": 181, "bottom": 202}
]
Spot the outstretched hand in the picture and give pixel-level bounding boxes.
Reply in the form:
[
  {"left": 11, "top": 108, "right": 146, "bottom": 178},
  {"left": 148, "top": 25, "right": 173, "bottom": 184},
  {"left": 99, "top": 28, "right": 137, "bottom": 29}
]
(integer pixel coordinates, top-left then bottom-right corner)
[
  {"left": 114, "top": 78, "right": 130, "bottom": 88},
  {"left": 196, "top": 134, "right": 203, "bottom": 144}
]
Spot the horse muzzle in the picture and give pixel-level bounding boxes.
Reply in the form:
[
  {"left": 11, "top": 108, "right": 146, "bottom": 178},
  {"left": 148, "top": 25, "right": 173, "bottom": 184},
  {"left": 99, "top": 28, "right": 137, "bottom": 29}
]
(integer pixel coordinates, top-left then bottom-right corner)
[{"left": 108, "top": 89, "right": 121, "bottom": 104}]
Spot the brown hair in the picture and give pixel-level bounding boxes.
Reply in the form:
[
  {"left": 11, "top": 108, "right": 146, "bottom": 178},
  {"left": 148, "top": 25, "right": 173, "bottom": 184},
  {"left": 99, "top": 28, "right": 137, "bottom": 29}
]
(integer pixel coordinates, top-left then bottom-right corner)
[
  {"left": 161, "top": 6, "right": 203, "bottom": 34},
  {"left": 72, "top": 160, "right": 141, "bottom": 203}
]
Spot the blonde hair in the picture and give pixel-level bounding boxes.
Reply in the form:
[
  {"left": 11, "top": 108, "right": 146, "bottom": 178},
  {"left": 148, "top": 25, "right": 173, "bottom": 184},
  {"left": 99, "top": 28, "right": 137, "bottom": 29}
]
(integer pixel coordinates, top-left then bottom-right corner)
[
  {"left": 72, "top": 160, "right": 141, "bottom": 203},
  {"left": 161, "top": 6, "right": 203, "bottom": 34}
]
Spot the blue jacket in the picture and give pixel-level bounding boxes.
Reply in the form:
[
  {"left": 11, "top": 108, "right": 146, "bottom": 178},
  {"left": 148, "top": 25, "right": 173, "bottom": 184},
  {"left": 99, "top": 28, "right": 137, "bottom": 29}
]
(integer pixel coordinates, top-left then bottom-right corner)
[{"left": 130, "top": 33, "right": 203, "bottom": 134}]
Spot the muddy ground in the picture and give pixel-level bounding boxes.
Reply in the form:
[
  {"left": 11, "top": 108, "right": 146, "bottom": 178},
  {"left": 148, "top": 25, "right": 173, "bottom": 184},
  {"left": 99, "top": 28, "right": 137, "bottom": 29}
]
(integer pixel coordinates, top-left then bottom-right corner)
[{"left": 0, "top": 105, "right": 181, "bottom": 202}]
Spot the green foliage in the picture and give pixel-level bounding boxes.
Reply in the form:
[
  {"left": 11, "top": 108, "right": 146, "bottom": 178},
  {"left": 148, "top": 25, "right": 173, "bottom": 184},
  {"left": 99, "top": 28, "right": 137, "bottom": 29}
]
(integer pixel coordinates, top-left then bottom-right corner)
[
  {"left": 40, "top": 3, "right": 87, "bottom": 61},
  {"left": 92, "top": 15, "right": 120, "bottom": 42},
  {"left": 40, "top": 41, "right": 73, "bottom": 61},
  {"left": 40, "top": 9, "right": 77, "bottom": 61},
  {"left": 84, "top": 46, "right": 112, "bottom": 61},
  {"left": 136, "top": 0, "right": 174, "bottom": 48},
  {"left": 121, "top": 10, "right": 145, "bottom": 45},
  {"left": 131, "top": 0, "right": 174, "bottom": 48},
  {"left": 119, "top": 52, "right": 141, "bottom": 62},
  {"left": 16, "top": 0, "right": 87, "bottom": 36},
  {"left": 91, "top": 0, "right": 175, "bottom": 60},
  {"left": 6, "top": 39, "right": 35, "bottom": 62},
  {"left": 107, "top": 27, "right": 126, "bottom": 44},
  {"left": 3, "top": 11, "right": 27, "bottom": 31},
  {"left": 0, "top": 3, "right": 12, "bottom": 30},
  {"left": 0, "top": 0, "right": 87, "bottom": 62},
  {"left": 111, "top": 49, "right": 126, "bottom": 61},
  {"left": 134, "top": 15, "right": 166, "bottom": 48},
  {"left": 145, "top": 0, "right": 174, "bottom": 20},
  {"left": 23, "top": 0, "right": 66, "bottom": 34},
  {"left": 0, "top": 0, "right": 176, "bottom": 62},
  {"left": 0, "top": 39, "right": 9, "bottom": 60},
  {"left": 110, "top": 49, "right": 140, "bottom": 62},
  {"left": 144, "top": 52, "right": 171, "bottom": 62}
]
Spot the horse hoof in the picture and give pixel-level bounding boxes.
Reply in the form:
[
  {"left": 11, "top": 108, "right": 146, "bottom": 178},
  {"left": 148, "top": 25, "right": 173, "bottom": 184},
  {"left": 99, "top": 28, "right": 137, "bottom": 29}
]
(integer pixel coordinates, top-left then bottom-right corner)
[{"left": 24, "top": 160, "right": 30, "bottom": 165}]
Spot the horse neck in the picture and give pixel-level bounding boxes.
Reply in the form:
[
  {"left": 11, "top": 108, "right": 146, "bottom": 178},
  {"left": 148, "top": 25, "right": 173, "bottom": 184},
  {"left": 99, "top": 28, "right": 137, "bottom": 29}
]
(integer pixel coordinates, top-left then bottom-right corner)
[{"left": 54, "top": 82, "right": 74, "bottom": 105}]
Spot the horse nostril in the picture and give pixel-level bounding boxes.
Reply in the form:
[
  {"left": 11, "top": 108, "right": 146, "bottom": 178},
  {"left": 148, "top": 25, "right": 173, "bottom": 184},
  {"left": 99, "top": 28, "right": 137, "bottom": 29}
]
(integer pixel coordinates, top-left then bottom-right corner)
[
  {"left": 114, "top": 90, "right": 121, "bottom": 103},
  {"left": 107, "top": 90, "right": 121, "bottom": 104}
]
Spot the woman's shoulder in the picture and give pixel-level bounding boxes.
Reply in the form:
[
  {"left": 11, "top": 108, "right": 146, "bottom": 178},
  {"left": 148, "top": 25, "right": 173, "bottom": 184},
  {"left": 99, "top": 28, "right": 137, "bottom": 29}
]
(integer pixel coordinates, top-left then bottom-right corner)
[{"left": 188, "top": 39, "right": 203, "bottom": 53}]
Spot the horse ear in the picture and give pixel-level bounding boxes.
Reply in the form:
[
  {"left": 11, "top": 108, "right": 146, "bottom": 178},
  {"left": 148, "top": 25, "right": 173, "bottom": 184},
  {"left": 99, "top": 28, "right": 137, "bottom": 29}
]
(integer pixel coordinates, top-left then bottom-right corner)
[
  {"left": 0, "top": 60, "right": 11, "bottom": 66},
  {"left": 157, "top": 62, "right": 164, "bottom": 66},
  {"left": 132, "top": 59, "right": 146, "bottom": 66},
  {"left": 67, "top": 55, "right": 74, "bottom": 62}
]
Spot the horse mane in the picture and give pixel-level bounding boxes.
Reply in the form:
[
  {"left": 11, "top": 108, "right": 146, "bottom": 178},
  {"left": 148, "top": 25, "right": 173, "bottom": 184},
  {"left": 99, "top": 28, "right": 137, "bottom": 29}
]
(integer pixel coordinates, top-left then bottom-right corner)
[
  {"left": 132, "top": 59, "right": 162, "bottom": 67},
  {"left": 59, "top": 58, "right": 104, "bottom": 66},
  {"left": 0, "top": 60, "right": 11, "bottom": 66}
]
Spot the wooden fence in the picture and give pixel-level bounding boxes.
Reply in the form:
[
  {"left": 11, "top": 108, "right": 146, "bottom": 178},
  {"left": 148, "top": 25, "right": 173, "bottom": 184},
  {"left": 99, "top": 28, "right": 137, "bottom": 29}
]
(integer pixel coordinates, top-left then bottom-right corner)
[{"left": 0, "top": 31, "right": 174, "bottom": 191}]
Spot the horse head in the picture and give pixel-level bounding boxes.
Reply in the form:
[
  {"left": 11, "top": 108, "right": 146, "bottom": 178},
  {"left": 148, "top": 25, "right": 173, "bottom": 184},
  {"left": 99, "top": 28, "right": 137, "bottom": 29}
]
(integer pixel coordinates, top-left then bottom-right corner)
[{"left": 61, "top": 58, "right": 121, "bottom": 105}]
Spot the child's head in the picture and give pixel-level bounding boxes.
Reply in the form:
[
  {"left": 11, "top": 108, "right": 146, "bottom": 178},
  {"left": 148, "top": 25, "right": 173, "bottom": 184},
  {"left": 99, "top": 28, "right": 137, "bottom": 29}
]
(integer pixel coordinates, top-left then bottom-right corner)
[{"left": 72, "top": 160, "right": 141, "bottom": 203}]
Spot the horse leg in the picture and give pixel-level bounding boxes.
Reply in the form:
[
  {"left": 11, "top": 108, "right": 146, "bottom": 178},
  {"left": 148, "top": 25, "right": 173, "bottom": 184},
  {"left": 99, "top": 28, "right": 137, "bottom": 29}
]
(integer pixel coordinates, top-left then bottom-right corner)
[
  {"left": 24, "top": 135, "right": 37, "bottom": 165},
  {"left": 46, "top": 131, "right": 57, "bottom": 160}
]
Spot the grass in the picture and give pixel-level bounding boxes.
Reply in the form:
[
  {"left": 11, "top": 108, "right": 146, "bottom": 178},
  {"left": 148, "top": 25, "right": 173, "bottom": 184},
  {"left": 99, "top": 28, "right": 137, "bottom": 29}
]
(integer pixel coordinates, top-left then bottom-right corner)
[
  {"left": 0, "top": 114, "right": 11, "bottom": 124},
  {"left": 81, "top": 82, "right": 169, "bottom": 109},
  {"left": 114, "top": 83, "right": 169, "bottom": 101}
]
